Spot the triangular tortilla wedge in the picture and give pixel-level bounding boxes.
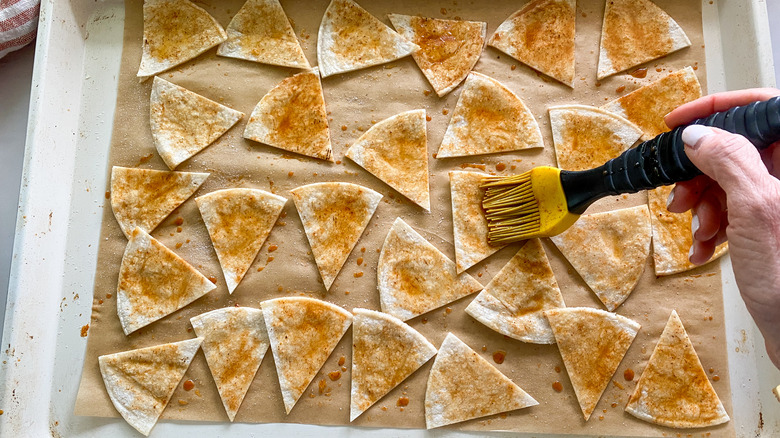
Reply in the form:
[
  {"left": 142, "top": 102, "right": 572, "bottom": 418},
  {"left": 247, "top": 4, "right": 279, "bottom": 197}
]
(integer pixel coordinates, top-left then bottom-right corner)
[
  {"left": 196, "top": 188, "right": 287, "bottom": 293},
  {"left": 350, "top": 308, "right": 437, "bottom": 421},
  {"left": 262, "top": 297, "right": 352, "bottom": 414},
  {"left": 117, "top": 227, "right": 217, "bottom": 335},
  {"left": 549, "top": 104, "right": 643, "bottom": 171},
  {"left": 137, "top": 0, "right": 227, "bottom": 80},
  {"left": 425, "top": 333, "right": 538, "bottom": 429},
  {"left": 244, "top": 68, "right": 333, "bottom": 161},
  {"left": 388, "top": 14, "right": 486, "bottom": 97},
  {"left": 290, "top": 182, "right": 381, "bottom": 290},
  {"left": 217, "top": 0, "right": 310, "bottom": 68},
  {"left": 488, "top": 0, "right": 576, "bottom": 87},
  {"left": 598, "top": 0, "right": 691, "bottom": 80},
  {"left": 345, "top": 109, "right": 430, "bottom": 210},
  {"left": 150, "top": 77, "right": 244, "bottom": 169},
  {"left": 317, "top": 0, "right": 419, "bottom": 78},
  {"left": 647, "top": 185, "right": 727, "bottom": 276},
  {"left": 550, "top": 205, "right": 651, "bottom": 311},
  {"left": 110, "top": 166, "right": 209, "bottom": 239},
  {"left": 437, "top": 72, "right": 544, "bottom": 158},
  {"left": 626, "top": 310, "right": 729, "bottom": 427},
  {"left": 190, "top": 307, "right": 270, "bottom": 422},
  {"left": 98, "top": 338, "right": 203, "bottom": 436},
  {"left": 545, "top": 307, "right": 640, "bottom": 420},
  {"left": 378, "top": 218, "right": 483, "bottom": 321},
  {"left": 603, "top": 66, "right": 702, "bottom": 140},
  {"left": 465, "top": 239, "right": 565, "bottom": 344}
]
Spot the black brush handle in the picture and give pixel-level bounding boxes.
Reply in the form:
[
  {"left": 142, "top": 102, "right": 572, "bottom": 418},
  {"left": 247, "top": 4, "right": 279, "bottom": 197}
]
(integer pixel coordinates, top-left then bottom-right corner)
[{"left": 562, "top": 96, "right": 780, "bottom": 214}]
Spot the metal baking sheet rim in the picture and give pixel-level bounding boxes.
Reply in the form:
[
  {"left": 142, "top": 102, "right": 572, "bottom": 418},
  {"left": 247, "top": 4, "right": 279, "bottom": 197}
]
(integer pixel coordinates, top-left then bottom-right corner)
[{"left": 0, "top": 0, "right": 777, "bottom": 436}]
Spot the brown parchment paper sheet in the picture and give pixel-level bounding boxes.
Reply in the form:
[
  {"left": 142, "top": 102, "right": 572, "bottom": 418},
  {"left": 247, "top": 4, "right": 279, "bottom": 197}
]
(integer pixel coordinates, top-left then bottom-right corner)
[{"left": 75, "top": 0, "right": 734, "bottom": 435}]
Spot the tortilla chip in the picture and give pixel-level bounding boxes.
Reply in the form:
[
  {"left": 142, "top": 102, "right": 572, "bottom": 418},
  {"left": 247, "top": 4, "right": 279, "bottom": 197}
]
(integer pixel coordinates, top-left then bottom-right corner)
[
  {"left": 465, "top": 239, "right": 565, "bottom": 344},
  {"left": 549, "top": 104, "right": 643, "bottom": 171},
  {"left": 378, "top": 218, "right": 483, "bottom": 321},
  {"left": 99, "top": 338, "right": 203, "bottom": 436},
  {"left": 110, "top": 166, "right": 209, "bottom": 239},
  {"left": 290, "top": 182, "right": 381, "bottom": 290},
  {"left": 437, "top": 72, "right": 543, "bottom": 158},
  {"left": 244, "top": 68, "right": 333, "bottom": 161},
  {"left": 262, "top": 297, "right": 352, "bottom": 414},
  {"left": 137, "top": 0, "right": 227, "bottom": 80},
  {"left": 217, "top": 0, "right": 310, "bottom": 68},
  {"left": 449, "top": 171, "right": 503, "bottom": 273},
  {"left": 350, "top": 308, "right": 437, "bottom": 421},
  {"left": 545, "top": 307, "right": 640, "bottom": 420},
  {"left": 196, "top": 188, "right": 287, "bottom": 294},
  {"left": 488, "top": 0, "right": 575, "bottom": 87},
  {"left": 345, "top": 109, "right": 430, "bottom": 210},
  {"left": 425, "top": 333, "right": 538, "bottom": 429},
  {"left": 317, "top": 0, "right": 419, "bottom": 78},
  {"left": 150, "top": 77, "right": 244, "bottom": 169},
  {"left": 551, "top": 205, "right": 651, "bottom": 311},
  {"left": 388, "top": 14, "right": 486, "bottom": 97},
  {"left": 190, "top": 307, "right": 269, "bottom": 422},
  {"left": 626, "top": 310, "right": 729, "bottom": 428},
  {"left": 598, "top": 0, "right": 691, "bottom": 80},
  {"left": 647, "top": 185, "right": 728, "bottom": 276}
]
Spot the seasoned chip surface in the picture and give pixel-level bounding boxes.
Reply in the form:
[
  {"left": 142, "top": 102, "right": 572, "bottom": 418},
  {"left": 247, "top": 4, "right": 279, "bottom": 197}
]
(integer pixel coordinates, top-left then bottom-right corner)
[{"left": 449, "top": 170, "right": 502, "bottom": 273}]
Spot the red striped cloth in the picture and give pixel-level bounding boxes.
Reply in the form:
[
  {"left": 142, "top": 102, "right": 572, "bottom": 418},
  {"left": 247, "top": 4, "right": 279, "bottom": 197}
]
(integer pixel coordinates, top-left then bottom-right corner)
[{"left": 0, "top": 0, "right": 39, "bottom": 59}]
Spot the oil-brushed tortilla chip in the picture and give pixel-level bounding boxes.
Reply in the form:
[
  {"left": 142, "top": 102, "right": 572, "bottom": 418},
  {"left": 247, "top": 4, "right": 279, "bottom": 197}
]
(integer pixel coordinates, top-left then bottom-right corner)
[
  {"left": 137, "top": 0, "right": 227, "bottom": 80},
  {"left": 378, "top": 218, "right": 483, "bottom": 321},
  {"left": 262, "top": 297, "right": 352, "bottom": 414},
  {"left": 388, "top": 14, "right": 486, "bottom": 97},
  {"left": 488, "top": 0, "right": 575, "bottom": 87},
  {"left": 150, "top": 77, "right": 244, "bottom": 169},
  {"left": 110, "top": 166, "right": 209, "bottom": 239},
  {"left": 345, "top": 109, "right": 430, "bottom": 210},
  {"left": 244, "top": 68, "right": 333, "bottom": 161},
  {"left": 425, "top": 333, "right": 538, "bottom": 429},
  {"left": 290, "top": 182, "right": 381, "bottom": 290},
  {"left": 190, "top": 307, "right": 269, "bottom": 422},
  {"left": 626, "top": 310, "right": 729, "bottom": 428},
  {"left": 350, "top": 308, "right": 437, "bottom": 421},
  {"left": 317, "top": 0, "right": 419, "bottom": 78},
  {"left": 99, "top": 338, "right": 203, "bottom": 436},
  {"left": 437, "top": 72, "right": 543, "bottom": 158},
  {"left": 545, "top": 307, "right": 640, "bottom": 421},
  {"left": 217, "top": 0, "right": 310, "bottom": 68}
]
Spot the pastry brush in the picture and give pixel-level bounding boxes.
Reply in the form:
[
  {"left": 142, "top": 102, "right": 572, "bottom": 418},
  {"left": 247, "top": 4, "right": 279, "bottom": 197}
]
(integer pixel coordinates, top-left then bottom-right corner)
[{"left": 481, "top": 97, "right": 780, "bottom": 245}]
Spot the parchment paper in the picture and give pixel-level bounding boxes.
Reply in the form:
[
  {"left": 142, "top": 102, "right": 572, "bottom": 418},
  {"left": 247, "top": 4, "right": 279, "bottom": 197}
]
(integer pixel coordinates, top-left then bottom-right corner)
[{"left": 75, "top": 0, "right": 734, "bottom": 436}]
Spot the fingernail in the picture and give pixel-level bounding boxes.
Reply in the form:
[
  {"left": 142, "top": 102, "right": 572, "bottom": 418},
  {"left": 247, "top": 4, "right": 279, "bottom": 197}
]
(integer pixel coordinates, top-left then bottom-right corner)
[
  {"left": 688, "top": 245, "right": 695, "bottom": 262},
  {"left": 666, "top": 188, "right": 675, "bottom": 209},
  {"left": 691, "top": 212, "right": 700, "bottom": 236},
  {"left": 681, "top": 125, "right": 714, "bottom": 149}
]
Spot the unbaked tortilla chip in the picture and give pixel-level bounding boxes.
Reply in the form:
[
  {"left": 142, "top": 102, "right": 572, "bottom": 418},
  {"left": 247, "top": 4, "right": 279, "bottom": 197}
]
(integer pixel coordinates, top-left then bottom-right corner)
[
  {"left": 549, "top": 104, "right": 642, "bottom": 171},
  {"left": 350, "top": 308, "right": 437, "bottom": 421},
  {"left": 317, "top": 0, "right": 419, "bottom": 78},
  {"left": 437, "top": 72, "right": 543, "bottom": 158},
  {"left": 217, "top": 0, "right": 310, "bottom": 68},
  {"left": 137, "top": 0, "right": 227, "bottom": 79},
  {"left": 388, "top": 14, "right": 485, "bottom": 97},
  {"left": 545, "top": 307, "right": 640, "bottom": 420},
  {"left": 378, "top": 218, "right": 483, "bottom": 321},
  {"left": 345, "top": 109, "right": 430, "bottom": 210},
  {"left": 244, "top": 68, "right": 333, "bottom": 161},
  {"left": 290, "top": 182, "right": 381, "bottom": 290},
  {"left": 550, "top": 205, "right": 651, "bottom": 311},
  {"left": 598, "top": 0, "right": 691, "bottom": 79},
  {"left": 196, "top": 188, "right": 287, "bottom": 294},
  {"left": 99, "top": 338, "right": 202, "bottom": 436},
  {"left": 425, "top": 333, "right": 538, "bottom": 429},
  {"left": 626, "top": 310, "right": 729, "bottom": 428},
  {"left": 262, "top": 297, "right": 352, "bottom": 414},
  {"left": 190, "top": 307, "right": 269, "bottom": 422},
  {"left": 465, "top": 239, "right": 565, "bottom": 344},
  {"left": 150, "top": 77, "right": 244, "bottom": 169},
  {"left": 110, "top": 166, "right": 209, "bottom": 238},
  {"left": 488, "top": 0, "right": 575, "bottom": 87}
]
